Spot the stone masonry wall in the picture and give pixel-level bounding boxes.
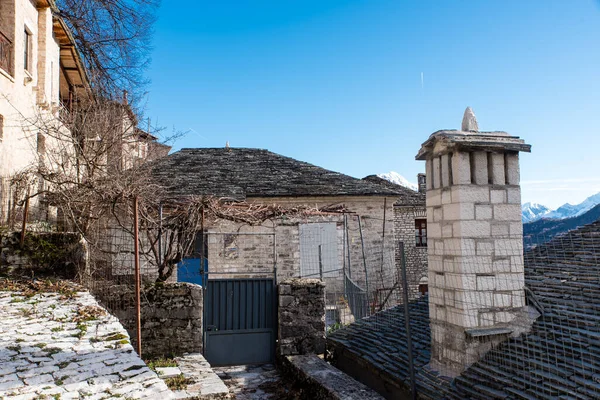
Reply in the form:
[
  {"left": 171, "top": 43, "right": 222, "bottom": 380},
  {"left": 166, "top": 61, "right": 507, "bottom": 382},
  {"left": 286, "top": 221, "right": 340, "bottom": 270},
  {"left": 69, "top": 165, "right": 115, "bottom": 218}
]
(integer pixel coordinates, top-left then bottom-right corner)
[
  {"left": 109, "top": 282, "right": 203, "bottom": 358},
  {"left": 278, "top": 278, "right": 326, "bottom": 356},
  {"left": 0, "top": 231, "right": 87, "bottom": 279},
  {"left": 193, "top": 196, "right": 397, "bottom": 308},
  {"left": 394, "top": 205, "right": 428, "bottom": 300}
]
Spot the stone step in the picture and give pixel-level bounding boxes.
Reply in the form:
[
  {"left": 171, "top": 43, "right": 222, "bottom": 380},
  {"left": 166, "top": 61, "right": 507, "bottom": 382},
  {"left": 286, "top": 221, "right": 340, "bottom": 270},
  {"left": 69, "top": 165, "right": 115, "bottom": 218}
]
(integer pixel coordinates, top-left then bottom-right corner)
[{"left": 281, "top": 354, "right": 385, "bottom": 399}]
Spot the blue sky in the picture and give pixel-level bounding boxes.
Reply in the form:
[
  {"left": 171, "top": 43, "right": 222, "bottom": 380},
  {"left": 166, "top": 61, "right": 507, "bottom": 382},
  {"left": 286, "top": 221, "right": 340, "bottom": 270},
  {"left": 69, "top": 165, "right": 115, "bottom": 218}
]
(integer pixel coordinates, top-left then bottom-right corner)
[{"left": 145, "top": 0, "right": 600, "bottom": 209}]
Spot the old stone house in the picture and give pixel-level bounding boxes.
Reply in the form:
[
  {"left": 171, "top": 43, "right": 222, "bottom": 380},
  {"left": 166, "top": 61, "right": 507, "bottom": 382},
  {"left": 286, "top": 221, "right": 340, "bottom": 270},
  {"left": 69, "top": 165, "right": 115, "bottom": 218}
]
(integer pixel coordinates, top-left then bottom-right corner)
[
  {"left": 151, "top": 147, "right": 418, "bottom": 322},
  {"left": 363, "top": 174, "right": 428, "bottom": 300}
]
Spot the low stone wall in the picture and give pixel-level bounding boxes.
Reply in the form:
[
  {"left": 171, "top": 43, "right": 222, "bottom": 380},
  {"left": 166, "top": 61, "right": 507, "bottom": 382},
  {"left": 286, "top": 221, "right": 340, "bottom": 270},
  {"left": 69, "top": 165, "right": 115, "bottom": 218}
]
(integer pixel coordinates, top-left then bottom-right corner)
[
  {"left": 110, "top": 282, "right": 203, "bottom": 358},
  {"left": 278, "top": 278, "right": 326, "bottom": 356},
  {"left": 279, "top": 354, "right": 385, "bottom": 400},
  {"left": 0, "top": 231, "right": 87, "bottom": 279}
]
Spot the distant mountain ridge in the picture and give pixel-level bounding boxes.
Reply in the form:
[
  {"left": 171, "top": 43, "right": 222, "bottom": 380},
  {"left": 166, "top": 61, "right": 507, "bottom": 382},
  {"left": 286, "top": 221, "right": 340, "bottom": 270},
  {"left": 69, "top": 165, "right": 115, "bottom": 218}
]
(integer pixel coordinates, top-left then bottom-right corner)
[
  {"left": 544, "top": 192, "right": 600, "bottom": 220},
  {"left": 524, "top": 203, "right": 600, "bottom": 248},
  {"left": 522, "top": 192, "right": 600, "bottom": 223},
  {"left": 377, "top": 171, "right": 418, "bottom": 191},
  {"left": 522, "top": 202, "right": 551, "bottom": 223}
]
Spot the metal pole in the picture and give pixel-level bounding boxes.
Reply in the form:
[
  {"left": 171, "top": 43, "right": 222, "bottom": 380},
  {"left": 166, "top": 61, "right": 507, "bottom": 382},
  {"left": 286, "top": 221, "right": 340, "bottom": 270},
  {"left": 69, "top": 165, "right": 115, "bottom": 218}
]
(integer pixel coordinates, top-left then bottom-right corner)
[
  {"left": 345, "top": 214, "right": 352, "bottom": 279},
  {"left": 273, "top": 231, "right": 278, "bottom": 284},
  {"left": 200, "top": 207, "right": 205, "bottom": 283},
  {"left": 357, "top": 215, "right": 369, "bottom": 311},
  {"left": 158, "top": 202, "right": 163, "bottom": 269},
  {"left": 399, "top": 242, "right": 417, "bottom": 399},
  {"left": 379, "top": 198, "right": 387, "bottom": 295},
  {"left": 133, "top": 196, "right": 142, "bottom": 356},
  {"left": 20, "top": 197, "right": 30, "bottom": 246},
  {"left": 318, "top": 245, "right": 323, "bottom": 280}
]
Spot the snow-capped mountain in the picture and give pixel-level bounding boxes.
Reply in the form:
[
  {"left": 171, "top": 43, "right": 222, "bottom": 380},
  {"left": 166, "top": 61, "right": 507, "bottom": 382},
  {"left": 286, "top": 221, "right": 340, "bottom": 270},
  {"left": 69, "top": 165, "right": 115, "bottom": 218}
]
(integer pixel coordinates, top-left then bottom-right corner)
[
  {"left": 377, "top": 171, "right": 418, "bottom": 191},
  {"left": 544, "top": 192, "right": 600, "bottom": 220},
  {"left": 522, "top": 192, "right": 600, "bottom": 223},
  {"left": 522, "top": 202, "right": 551, "bottom": 223}
]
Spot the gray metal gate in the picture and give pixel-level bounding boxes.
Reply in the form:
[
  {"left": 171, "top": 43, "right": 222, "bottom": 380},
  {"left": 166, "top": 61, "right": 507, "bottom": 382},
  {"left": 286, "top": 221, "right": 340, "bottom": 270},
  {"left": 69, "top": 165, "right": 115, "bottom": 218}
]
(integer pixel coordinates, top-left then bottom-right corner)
[{"left": 204, "top": 278, "right": 276, "bottom": 366}]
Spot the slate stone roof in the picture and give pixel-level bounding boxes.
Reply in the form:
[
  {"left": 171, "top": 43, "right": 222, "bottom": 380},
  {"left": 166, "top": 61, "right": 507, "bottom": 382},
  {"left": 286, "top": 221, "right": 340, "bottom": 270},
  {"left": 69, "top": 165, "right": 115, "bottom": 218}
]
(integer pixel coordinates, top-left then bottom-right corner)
[
  {"left": 362, "top": 175, "right": 425, "bottom": 206},
  {"left": 328, "top": 220, "right": 600, "bottom": 399},
  {"left": 327, "top": 296, "right": 453, "bottom": 399},
  {"left": 151, "top": 148, "right": 402, "bottom": 200}
]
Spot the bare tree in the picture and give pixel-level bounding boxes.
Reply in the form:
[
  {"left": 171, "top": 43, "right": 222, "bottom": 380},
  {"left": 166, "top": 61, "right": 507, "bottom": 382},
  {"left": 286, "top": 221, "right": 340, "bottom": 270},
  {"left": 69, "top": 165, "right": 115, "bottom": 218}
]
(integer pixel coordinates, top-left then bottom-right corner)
[{"left": 55, "top": 0, "right": 160, "bottom": 101}]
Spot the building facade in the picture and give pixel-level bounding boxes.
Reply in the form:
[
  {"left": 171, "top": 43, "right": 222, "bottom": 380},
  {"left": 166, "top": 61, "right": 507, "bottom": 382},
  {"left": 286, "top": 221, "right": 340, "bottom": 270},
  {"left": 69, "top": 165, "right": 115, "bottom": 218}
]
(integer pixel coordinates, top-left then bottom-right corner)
[
  {"left": 0, "top": 0, "right": 88, "bottom": 223},
  {"left": 363, "top": 174, "right": 428, "bottom": 301}
]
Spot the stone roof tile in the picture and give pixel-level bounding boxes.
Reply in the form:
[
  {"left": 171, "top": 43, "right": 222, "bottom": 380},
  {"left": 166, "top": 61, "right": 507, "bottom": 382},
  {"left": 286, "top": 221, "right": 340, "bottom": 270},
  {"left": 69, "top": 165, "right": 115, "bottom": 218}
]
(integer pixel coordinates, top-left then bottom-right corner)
[{"left": 151, "top": 148, "right": 402, "bottom": 199}]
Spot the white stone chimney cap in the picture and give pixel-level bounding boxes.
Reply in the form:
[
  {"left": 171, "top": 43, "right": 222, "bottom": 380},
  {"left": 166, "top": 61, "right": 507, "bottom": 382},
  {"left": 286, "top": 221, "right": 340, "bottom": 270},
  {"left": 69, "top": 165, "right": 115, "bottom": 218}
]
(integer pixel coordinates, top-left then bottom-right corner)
[{"left": 461, "top": 107, "right": 479, "bottom": 132}]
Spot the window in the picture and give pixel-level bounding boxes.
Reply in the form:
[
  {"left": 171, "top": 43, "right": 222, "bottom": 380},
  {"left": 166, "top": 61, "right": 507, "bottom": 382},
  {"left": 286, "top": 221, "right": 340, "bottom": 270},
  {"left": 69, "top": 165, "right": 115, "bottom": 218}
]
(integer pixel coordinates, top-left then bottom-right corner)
[
  {"left": 23, "top": 28, "right": 31, "bottom": 71},
  {"left": 415, "top": 219, "right": 427, "bottom": 247},
  {"left": 299, "top": 222, "right": 339, "bottom": 279}
]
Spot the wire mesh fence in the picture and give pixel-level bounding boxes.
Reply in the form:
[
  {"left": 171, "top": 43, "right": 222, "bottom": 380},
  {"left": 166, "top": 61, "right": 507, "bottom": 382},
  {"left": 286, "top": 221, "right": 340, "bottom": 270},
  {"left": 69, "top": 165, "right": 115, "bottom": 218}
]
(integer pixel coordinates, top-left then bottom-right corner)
[
  {"left": 292, "top": 214, "right": 428, "bottom": 333},
  {"left": 326, "top": 222, "right": 600, "bottom": 399}
]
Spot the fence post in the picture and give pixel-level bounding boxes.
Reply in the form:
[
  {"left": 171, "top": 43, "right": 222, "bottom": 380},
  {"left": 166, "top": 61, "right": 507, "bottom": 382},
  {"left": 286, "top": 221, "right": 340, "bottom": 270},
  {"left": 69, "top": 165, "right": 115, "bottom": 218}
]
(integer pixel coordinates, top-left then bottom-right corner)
[
  {"left": 345, "top": 214, "right": 352, "bottom": 279},
  {"left": 133, "top": 196, "right": 142, "bottom": 356},
  {"left": 357, "top": 215, "right": 369, "bottom": 312},
  {"left": 379, "top": 198, "right": 387, "bottom": 294},
  {"left": 318, "top": 244, "right": 323, "bottom": 280},
  {"left": 20, "top": 197, "right": 30, "bottom": 247},
  {"left": 399, "top": 242, "right": 417, "bottom": 399},
  {"left": 158, "top": 202, "right": 163, "bottom": 269}
]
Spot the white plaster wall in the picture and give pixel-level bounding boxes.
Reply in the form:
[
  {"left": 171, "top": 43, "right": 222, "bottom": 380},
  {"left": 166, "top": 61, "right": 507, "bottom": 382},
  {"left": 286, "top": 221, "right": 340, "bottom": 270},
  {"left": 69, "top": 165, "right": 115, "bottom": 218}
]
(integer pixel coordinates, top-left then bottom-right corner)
[{"left": 0, "top": 2, "right": 63, "bottom": 218}]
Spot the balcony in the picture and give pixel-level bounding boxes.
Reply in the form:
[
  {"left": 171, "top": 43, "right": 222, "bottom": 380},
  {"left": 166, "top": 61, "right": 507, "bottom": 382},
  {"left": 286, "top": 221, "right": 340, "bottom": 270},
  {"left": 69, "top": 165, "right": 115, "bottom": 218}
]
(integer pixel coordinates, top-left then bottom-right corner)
[{"left": 0, "top": 30, "right": 14, "bottom": 77}]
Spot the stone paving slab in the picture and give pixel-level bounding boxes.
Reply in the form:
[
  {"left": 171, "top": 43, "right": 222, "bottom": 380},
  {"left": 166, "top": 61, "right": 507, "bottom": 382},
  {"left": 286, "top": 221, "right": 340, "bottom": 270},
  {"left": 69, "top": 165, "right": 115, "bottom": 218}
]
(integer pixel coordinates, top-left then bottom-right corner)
[
  {"left": 172, "top": 353, "right": 229, "bottom": 399},
  {"left": 0, "top": 288, "right": 174, "bottom": 399},
  {"left": 213, "top": 364, "right": 283, "bottom": 400},
  {"left": 156, "top": 367, "right": 182, "bottom": 379}
]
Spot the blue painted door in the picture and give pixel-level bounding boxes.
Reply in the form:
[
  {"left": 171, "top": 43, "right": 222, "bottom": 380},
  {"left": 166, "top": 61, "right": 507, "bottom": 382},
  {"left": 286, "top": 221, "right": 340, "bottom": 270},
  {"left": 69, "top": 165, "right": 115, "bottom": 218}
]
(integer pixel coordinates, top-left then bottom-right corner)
[{"left": 177, "top": 258, "right": 208, "bottom": 286}]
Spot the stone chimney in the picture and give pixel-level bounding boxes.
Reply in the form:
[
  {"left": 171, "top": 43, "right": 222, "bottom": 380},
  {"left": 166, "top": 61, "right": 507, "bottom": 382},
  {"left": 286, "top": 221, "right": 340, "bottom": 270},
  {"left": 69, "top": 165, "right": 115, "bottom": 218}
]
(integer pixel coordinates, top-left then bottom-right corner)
[
  {"left": 416, "top": 107, "right": 532, "bottom": 377},
  {"left": 417, "top": 173, "right": 426, "bottom": 193}
]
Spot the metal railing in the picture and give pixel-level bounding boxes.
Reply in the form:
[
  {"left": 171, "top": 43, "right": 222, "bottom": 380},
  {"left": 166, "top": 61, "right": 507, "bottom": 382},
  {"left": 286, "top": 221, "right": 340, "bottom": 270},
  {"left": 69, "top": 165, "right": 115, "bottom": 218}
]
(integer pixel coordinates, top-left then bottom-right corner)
[{"left": 0, "top": 30, "right": 13, "bottom": 77}]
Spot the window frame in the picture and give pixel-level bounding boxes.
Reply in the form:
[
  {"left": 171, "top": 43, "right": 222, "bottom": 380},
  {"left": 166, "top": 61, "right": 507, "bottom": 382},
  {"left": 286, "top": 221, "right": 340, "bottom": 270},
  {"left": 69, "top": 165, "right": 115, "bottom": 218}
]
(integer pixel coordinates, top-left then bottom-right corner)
[
  {"left": 23, "top": 27, "right": 31, "bottom": 72},
  {"left": 415, "top": 218, "right": 427, "bottom": 248}
]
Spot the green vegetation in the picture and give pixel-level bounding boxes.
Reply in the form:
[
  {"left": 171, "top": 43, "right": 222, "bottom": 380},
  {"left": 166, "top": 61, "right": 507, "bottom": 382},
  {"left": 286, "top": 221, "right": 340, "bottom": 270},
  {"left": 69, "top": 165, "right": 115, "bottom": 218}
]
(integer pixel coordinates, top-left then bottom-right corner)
[
  {"left": 57, "top": 361, "right": 70, "bottom": 369},
  {"left": 145, "top": 357, "right": 178, "bottom": 371},
  {"left": 46, "top": 347, "right": 62, "bottom": 356},
  {"left": 104, "top": 333, "right": 128, "bottom": 342},
  {"left": 164, "top": 374, "right": 193, "bottom": 391},
  {"left": 72, "top": 322, "right": 88, "bottom": 339}
]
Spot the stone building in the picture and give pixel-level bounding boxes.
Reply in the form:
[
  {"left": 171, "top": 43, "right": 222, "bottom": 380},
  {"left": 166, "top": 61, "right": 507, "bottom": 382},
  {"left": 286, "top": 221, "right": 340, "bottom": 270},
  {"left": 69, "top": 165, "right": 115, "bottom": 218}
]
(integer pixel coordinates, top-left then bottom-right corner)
[
  {"left": 0, "top": 0, "right": 88, "bottom": 222},
  {"left": 0, "top": 0, "right": 168, "bottom": 225},
  {"left": 363, "top": 174, "right": 428, "bottom": 300},
  {"left": 151, "top": 147, "right": 407, "bottom": 320}
]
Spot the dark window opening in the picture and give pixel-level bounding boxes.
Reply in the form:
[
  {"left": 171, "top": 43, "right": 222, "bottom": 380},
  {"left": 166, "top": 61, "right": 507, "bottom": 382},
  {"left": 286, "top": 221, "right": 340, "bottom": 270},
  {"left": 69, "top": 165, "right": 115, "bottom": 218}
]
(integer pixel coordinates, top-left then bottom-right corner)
[
  {"left": 415, "top": 219, "right": 427, "bottom": 247},
  {"left": 24, "top": 28, "right": 31, "bottom": 72}
]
